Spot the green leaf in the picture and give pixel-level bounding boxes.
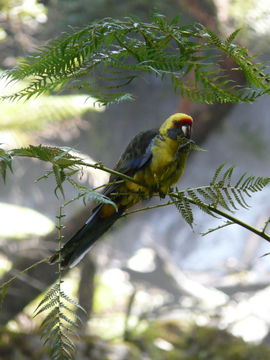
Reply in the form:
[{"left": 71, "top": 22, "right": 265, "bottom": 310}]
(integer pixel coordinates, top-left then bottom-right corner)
[
  {"left": 34, "top": 207, "right": 86, "bottom": 359},
  {"left": 2, "top": 14, "right": 270, "bottom": 105},
  {"left": 172, "top": 193, "right": 194, "bottom": 227},
  {"left": 225, "top": 29, "right": 241, "bottom": 45},
  {"left": 0, "top": 148, "right": 13, "bottom": 182},
  {"left": 171, "top": 165, "right": 270, "bottom": 236}
]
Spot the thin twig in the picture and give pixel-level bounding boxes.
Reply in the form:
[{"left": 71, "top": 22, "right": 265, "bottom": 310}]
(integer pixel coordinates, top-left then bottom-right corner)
[
  {"left": 71, "top": 163, "right": 270, "bottom": 244},
  {"left": 262, "top": 217, "right": 270, "bottom": 234},
  {"left": 123, "top": 288, "right": 137, "bottom": 341},
  {"left": 0, "top": 257, "right": 50, "bottom": 291},
  {"left": 122, "top": 200, "right": 177, "bottom": 217},
  {"left": 82, "top": 162, "right": 147, "bottom": 187}
]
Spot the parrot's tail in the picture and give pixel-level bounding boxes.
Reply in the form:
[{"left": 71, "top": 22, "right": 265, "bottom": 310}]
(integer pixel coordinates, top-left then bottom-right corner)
[{"left": 49, "top": 205, "right": 123, "bottom": 268}]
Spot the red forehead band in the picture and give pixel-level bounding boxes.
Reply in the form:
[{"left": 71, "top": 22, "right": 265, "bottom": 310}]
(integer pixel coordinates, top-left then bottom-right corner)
[
  {"left": 173, "top": 117, "right": 193, "bottom": 128},
  {"left": 180, "top": 118, "right": 193, "bottom": 126}
]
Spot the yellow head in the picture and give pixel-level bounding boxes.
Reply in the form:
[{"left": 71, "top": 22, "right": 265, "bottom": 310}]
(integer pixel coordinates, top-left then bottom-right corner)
[{"left": 159, "top": 113, "right": 193, "bottom": 140}]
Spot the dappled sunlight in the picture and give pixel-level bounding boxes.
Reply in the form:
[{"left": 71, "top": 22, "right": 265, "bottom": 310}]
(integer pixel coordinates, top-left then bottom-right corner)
[
  {"left": 231, "top": 0, "right": 270, "bottom": 36},
  {"left": 0, "top": 202, "right": 54, "bottom": 238},
  {"left": 1, "top": 1, "right": 270, "bottom": 359}
]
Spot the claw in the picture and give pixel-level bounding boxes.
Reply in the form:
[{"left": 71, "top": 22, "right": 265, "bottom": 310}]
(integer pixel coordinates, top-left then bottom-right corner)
[{"left": 159, "top": 190, "right": 166, "bottom": 199}]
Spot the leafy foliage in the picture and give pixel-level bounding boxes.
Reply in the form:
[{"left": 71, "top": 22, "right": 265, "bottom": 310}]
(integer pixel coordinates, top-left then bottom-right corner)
[
  {"left": 171, "top": 164, "right": 270, "bottom": 228},
  {"left": 35, "top": 208, "right": 85, "bottom": 360},
  {"left": 173, "top": 191, "right": 194, "bottom": 226},
  {"left": 0, "top": 145, "right": 116, "bottom": 206},
  {"left": 65, "top": 177, "right": 117, "bottom": 209},
  {"left": 1, "top": 148, "right": 270, "bottom": 358},
  {"left": 0, "top": 148, "right": 13, "bottom": 182},
  {"left": 2, "top": 13, "right": 270, "bottom": 105},
  {"left": 0, "top": 145, "right": 82, "bottom": 195},
  {"left": 1, "top": 145, "right": 269, "bottom": 238},
  {"left": 1, "top": 11, "right": 270, "bottom": 360},
  {"left": 35, "top": 281, "right": 83, "bottom": 360}
]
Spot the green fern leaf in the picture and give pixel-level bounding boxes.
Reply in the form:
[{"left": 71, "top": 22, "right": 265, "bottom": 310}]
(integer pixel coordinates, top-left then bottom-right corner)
[
  {"left": 59, "top": 291, "right": 86, "bottom": 313},
  {"left": 0, "top": 149, "right": 13, "bottom": 182},
  {"left": 35, "top": 283, "right": 60, "bottom": 311},
  {"left": 225, "top": 29, "right": 241, "bottom": 46},
  {"left": 210, "top": 163, "right": 226, "bottom": 185},
  {"left": 2, "top": 14, "right": 270, "bottom": 105},
  {"left": 197, "top": 188, "right": 215, "bottom": 203},
  {"left": 172, "top": 193, "right": 194, "bottom": 226},
  {"left": 222, "top": 188, "right": 238, "bottom": 210},
  {"left": 231, "top": 188, "right": 250, "bottom": 209},
  {"left": 35, "top": 207, "right": 85, "bottom": 360},
  {"left": 172, "top": 166, "right": 270, "bottom": 232}
]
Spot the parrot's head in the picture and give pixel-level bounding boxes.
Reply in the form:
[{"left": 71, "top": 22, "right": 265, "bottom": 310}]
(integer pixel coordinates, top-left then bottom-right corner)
[{"left": 160, "top": 113, "right": 193, "bottom": 141}]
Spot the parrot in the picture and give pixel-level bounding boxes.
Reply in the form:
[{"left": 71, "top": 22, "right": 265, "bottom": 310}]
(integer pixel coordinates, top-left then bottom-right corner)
[{"left": 49, "top": 113, "right": 193, "bottom": 268}]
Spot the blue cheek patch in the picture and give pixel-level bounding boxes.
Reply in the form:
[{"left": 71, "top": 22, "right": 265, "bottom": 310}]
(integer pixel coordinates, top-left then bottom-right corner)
[{"left": 167, "top": 128, "right": 179, "bottom": 140}]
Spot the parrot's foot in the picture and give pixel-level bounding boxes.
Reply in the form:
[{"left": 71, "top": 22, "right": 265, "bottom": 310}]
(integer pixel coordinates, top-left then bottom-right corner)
[
  {"left": 158, "top": 190, "right": 166, "bottom": 199},
  {"left": 152, "top": 185, "right": 167, "bottom": 198}
]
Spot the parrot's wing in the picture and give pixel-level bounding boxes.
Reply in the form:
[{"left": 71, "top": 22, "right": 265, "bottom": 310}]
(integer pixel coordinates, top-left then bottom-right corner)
[
  {"left": 103, "top": 129, "right": 158, "bottom": 196},
  {"left": 114, "top": 129, "right": 158, "bottom": 176}
]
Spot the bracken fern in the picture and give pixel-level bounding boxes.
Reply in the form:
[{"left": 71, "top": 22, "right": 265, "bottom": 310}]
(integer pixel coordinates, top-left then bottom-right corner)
[
  {"left": 35, "top": 207, "right": 85, "bottom": 360},
  {"left": 171, "top": 164, "right": 270, "bottom": 228},
  {"left": 1, "top": 146, "right": 270, "bottom": 358},
  {"left": 2, "top": 13, "right": 270, "bottom": 105}
]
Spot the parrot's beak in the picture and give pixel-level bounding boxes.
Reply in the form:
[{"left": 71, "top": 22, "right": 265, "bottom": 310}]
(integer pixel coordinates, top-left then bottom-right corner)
[{"left": 181, "top": 124, "right": 192, "bottom": 138}]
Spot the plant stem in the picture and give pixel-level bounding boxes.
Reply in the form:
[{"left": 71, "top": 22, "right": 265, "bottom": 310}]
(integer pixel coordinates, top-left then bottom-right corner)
[
  {"left": 81, "top": 165, "right": 270, "bottom": 244},
  {"left": 83, "top": 162, "right": 147, "bottom": 187},
  {"left": 123, "top": 190, "right": 270, "bottom": 243},
  {"left": 0, "top": 257, "right": 50, "bottom": 291},
  {"left": 122, "top": 200, "right": 177, "bottom": 217},
  {"left": 170, "top": 192, "right": 270, "bottom": 243}
]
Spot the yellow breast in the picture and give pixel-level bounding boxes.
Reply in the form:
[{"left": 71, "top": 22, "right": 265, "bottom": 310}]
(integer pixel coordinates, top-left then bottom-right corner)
[
  {"left": 116, "top": 135, "right": 190, "bottom": 210},
  {"left": 131, "top": 136, "right": 189, "bottom": 195}
]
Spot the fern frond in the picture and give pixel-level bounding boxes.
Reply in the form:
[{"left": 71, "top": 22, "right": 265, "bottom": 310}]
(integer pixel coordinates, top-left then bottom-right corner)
[
  {"left": 225, "top": 29, "right": 242, "bottom": 46},
  {"left": 36, "top": 284, "right": 80, "bottom": 358},
  {"left": 171, "top": 165, "right": 270, "bottom": 230},
  {"left": 19, "top": 145, "right": 83, "bottom": 197},
  {"left": 231, "top": 188, "right": 250, "bottom": 209},
  {"left": 66, "top": 177, "right": 117, "bottom": 209},
  {"left": 2, "top": 14, "right": 270, "bottom": 105},
  {"left": 185, "top": 189, "right": 217, "bottom": 217},
  {"left": 35, "top": 296, "right": 60, "bottom": 316},
  {"left": 208, "top": 166, "right": 269, "bottom": 210},
  {"left": 222, "top": 187, "right": 238, "bottom": 210},
  {"left": 0, "top": 144, "right": 127, "bottom": 210},
  {"left": 0, "top": 148, "right": 13, "bottom": 182},
  {"left": 35, "top": 207, "right": 85, "bottom": 360},
  {"left": 171, "top": 193, "right": 194, "bottom": 227},
  {"left": 59, "top": 291, "right": 86, "bottom": 313},
  {"left": 1, "top": 145, "right": 83, "bottom": 197}
]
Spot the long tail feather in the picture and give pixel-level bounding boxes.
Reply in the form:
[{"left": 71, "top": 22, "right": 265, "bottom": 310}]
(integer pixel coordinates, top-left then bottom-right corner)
[{"left": 49, "top": 205, "right": 122, "bottom": 268}]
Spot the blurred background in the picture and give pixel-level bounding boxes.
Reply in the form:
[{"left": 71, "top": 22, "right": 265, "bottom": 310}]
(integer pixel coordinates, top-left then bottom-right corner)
[{"left": 1, "top": 0, "right": 270, "bottom": 359}]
